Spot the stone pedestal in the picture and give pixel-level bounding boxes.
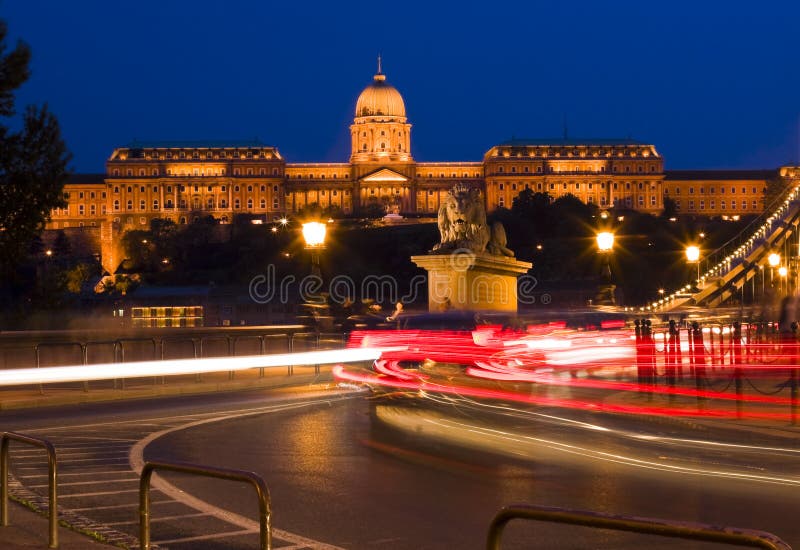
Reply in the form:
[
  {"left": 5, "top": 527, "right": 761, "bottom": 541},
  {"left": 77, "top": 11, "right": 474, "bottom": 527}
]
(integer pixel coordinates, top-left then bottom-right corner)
[{"left": 411, "top": 252, "right": 533, "bottom": 312}]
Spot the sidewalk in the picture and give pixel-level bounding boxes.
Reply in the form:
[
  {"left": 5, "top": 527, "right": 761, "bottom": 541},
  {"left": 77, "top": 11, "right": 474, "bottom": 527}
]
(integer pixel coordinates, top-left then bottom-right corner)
[
  {"left": 3, "top": 498, "right": 115, "bottom": 549},
  {"left": 1, "top": 365, "right": 337, "bottom": 548}
]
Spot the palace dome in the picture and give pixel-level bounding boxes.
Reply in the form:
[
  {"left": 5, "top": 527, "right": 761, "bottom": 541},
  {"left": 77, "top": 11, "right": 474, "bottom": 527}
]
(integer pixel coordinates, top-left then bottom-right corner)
[{"left": 355, "top": 72, "right": 406, "bottom": 118}]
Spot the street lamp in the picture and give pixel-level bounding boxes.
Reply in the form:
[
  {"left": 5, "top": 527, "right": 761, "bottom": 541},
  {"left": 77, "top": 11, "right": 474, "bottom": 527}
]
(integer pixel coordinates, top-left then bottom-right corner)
[
  {"left": 596, "top": 231, "right": 614, "bottom": 253},
  {"left": 595, "top": 231, "right": 615, "bottom": 305},
  {"left": 302, "top": 221, "right": 327, "bottom": 280},
  {"left": 768, "top": 252, "right": 781, "bottom": 289},
  {"left": 685, "top": 245, "right": 700, "bottom": 288},
  {"left": 779, "top": 265, "right": 788, "bottom": 294}
]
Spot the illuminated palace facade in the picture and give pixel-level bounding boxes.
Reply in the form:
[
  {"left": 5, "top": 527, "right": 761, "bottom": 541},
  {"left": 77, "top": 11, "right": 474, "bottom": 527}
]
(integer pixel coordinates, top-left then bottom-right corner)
[{"left": 47, "top": 67, "right": 776, "bottom": 273}]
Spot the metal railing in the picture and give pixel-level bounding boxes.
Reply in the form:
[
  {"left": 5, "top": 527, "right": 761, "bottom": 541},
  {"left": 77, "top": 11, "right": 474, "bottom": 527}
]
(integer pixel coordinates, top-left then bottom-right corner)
[
  {"left": 139, "top": 460, "right": 271, "bottom": 550},
  {"left": 2, "top": 329, "right": 347, "bottom": 392},
  {"left": 486, "top": 504, "right": 791, "bottom": 550},
  {"left": 1, "top": 432, "right": 59, "bottom": 548}
]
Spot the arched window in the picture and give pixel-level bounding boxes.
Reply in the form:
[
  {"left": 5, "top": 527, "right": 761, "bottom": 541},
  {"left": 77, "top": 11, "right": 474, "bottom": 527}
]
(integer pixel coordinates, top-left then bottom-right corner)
[{"left": 113, "top": 200, "right": 120, "bottom": 211}]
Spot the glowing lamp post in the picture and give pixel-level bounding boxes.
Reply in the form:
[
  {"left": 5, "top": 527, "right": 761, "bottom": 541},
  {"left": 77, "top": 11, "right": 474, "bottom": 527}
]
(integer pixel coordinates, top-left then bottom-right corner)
[
  {"left": 302, "top": 221, "right": 326, "bottom": 248},
  {"left": 595, "top": 232, "right": 615, "bottom": 305},
  {"left": 779, "top": 265, "right": 788, "bottom": 294},
  {"left": 685, "top": 245, "right": 700, "bottom": 287},
  {"left": 596, "top": 232, "right": 614, "bottom": 254},
  {"left": 302, "top": 221, "right": 327, "bottom": 282},
  {"left": 768, "top": 252, "right": 781, "bottom": 290}
]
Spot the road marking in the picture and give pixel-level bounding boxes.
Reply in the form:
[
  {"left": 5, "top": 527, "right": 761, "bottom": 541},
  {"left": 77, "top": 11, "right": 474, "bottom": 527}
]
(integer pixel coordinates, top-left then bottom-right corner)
[
  {"left": 69, "top": 499, "right": 174, "bottom": 512},
  {"left": 18, "top": 468, "right": 131, "bottom": 479},
  {"left": 30, "top": 478, "right": 137, "bottom": 488},
  {"left": 59, "top": 489, "right": 140, "bottom": 498},
  {"left": 155, "top": 529, "right": 257, "bottom": 545},
  {"left": 129, "top": 395, "right": 353, "bottom": 550},
  {"left": 105, "top": 512, "right": 209, "bottom": 527}
]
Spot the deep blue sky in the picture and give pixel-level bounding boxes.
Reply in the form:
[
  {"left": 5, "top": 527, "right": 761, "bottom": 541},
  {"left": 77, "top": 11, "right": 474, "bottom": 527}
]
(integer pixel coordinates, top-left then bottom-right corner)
[{"left": 4, "top": 1, "right": 799, "bottom": 173}]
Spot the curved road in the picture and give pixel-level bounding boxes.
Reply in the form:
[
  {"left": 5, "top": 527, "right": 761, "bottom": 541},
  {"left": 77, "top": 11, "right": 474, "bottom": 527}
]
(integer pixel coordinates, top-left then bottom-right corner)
[{"left": 4, "top": 384, "right": 800, "bottom": 549}]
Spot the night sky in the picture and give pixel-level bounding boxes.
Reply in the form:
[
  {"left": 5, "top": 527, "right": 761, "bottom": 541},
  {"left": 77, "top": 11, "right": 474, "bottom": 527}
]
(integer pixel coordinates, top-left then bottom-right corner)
[{"left": 4, "top": 1, "right": 799, "bottom": 173}]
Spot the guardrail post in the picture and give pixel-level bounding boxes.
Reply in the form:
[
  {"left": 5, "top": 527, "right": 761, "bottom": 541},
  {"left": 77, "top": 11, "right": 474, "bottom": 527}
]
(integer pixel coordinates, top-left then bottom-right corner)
[
  {"left": 194, "top": 338, "right": 201, "bottom": 383},
  {"left": 228, "top": 336, "right": 234, "bottom": 380},
  {"left": 259, "top": 335, "right": 266, "bottom": 378},
  {"left": 34, "top": 344, "right": 44, "bottom": 395},
  {"left": 486, "top": 504, "right": 790, "bottom": 550},
  {"left": 732, "top": 322, "right": 743, "bottom": 419},
  {"left": 666, "top": 320, "right": 678, "bottom": 402},
  {"left": 691, "top": 322, "right": 706, "bottom": 407},
  {"left": 139, "top": 460, "right": 271, "bottom": 550},
  {"left": 1, "top": 432, "right": 59, "bottom": 548},
  {"left": 81, "top": 344, "right": 89, "bottom": 392},
  {"left": 118, "top": 340, "right": 126, "bottom": 390}
]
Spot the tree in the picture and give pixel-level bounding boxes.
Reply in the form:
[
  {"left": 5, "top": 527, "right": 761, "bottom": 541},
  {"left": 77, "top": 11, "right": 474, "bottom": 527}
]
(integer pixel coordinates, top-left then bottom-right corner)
[
  {"left": 660, "top": 195, "right": 678, "bottom": 219},
  {"left": 0, "top": 20, "right": 71, "bottom": 278},
  {"left": 52, "top": 229, "right": 71, "bottom": 257},
  {"left": 361, "top": 200, "right": 386, "bottom": 219}
]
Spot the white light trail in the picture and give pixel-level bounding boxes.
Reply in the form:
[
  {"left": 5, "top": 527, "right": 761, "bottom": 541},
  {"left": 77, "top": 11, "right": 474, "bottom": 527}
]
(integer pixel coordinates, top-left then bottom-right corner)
[{"left": 0, "top": 347, "right": 393, "bottom": 386}]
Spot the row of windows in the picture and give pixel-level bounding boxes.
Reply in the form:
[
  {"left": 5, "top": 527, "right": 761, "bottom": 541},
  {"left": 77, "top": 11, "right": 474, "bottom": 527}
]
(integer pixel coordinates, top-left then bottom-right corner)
[
  {"left": 420, "top": 172, "right": 482, "bottom": 179},
  {"left": 113, "top": 184, "right": 281, "bottom": 194},
  {"left": 495, "top": 148, "right": 655, "bottom": 158},
  {"left": 65, "top": 191, "right": 107, "bottom": 200},
  {"left": 358, "top": 142, "right": 406, "bottom": 152},
  {"left": 667, "top": 186, "right": 764, "bottom": 195},
  {"left": 496, "top": 181, "right": 656, "bottom": 192},
  {"left": 677, "top": 200, "right": 760, "bottom": 211},
  {"left": 290, "top": 189, "right": 346, "bottom": 196},
  {"left": 112, "top": 167, "right": 282, "bottom": 177},
  {"left": 494, "top": 164, "right": 658, "bottom": 174},
  {"left": 133, "top": 149, "right": 273, "bottom": 160},
  {"left": 55, "top": 205, "right": 108, "bottom": 216},
  {"left": 113, "top": 198, "right": 281, "bottom": 212},
  {"left": 289, "top": 173, "right": 350, "bottom": 179}
]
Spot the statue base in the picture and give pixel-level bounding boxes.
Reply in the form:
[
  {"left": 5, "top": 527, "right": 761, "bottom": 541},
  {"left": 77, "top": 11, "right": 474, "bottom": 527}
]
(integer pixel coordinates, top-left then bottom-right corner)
[{"left": 411, "top": 253, "right": 532, "bottom": 313}]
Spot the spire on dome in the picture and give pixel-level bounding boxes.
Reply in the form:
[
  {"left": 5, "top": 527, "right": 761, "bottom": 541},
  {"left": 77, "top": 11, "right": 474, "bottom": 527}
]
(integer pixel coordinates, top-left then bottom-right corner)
[{"left": 374, "top": 54, "right": 385, "bottom": 81}]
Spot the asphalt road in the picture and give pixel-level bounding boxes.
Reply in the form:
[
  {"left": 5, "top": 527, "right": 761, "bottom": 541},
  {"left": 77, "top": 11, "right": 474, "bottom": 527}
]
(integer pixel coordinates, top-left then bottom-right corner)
[{"left": 4, "top": 385, "right": 800, "bottom": 549}]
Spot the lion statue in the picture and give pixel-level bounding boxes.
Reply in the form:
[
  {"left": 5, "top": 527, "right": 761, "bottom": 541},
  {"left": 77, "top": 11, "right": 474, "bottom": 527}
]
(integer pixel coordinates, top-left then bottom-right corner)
[{"left": 431, "top": 184, "right": 514, "bottom": 257}]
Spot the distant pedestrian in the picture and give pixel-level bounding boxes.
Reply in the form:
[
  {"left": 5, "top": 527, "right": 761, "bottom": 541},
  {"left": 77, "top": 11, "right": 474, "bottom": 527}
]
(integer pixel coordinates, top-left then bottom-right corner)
[{"left": 386, "top": 301, "right": 403, "bottom": 322}]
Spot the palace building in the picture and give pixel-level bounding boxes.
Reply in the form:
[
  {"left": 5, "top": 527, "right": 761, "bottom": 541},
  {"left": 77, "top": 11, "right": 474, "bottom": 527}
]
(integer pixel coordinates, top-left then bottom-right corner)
[{"left": 46, "top": 63, "right": 778, "bottom": 274}]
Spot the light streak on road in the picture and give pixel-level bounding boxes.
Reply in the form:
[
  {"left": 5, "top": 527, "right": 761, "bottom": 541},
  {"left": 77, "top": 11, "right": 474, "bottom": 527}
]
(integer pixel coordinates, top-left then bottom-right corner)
[
  {"left": 333, "top": 365, "right": 800, "bottom": 421},
  {"left": 0, "top": 347, "right": 400, "bottom": 386},
  {"left": 375, "top": 404, "right": 800, "bottom": 487},
  {"left": 424, "top": 416, "right": 800, "bottom": 487}
]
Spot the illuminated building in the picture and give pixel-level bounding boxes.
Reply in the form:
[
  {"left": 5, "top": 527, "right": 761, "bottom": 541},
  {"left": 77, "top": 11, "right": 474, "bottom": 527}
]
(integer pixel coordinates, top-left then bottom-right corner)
[
  {"left": 663, "top": 170, "right": 775, "bottom": 217},
  {"left": 45, "top": 62, "right": 785, "bottom": 274}
]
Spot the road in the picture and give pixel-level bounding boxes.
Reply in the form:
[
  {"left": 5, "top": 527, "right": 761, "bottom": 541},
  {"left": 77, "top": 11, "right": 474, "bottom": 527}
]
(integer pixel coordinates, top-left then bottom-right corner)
[{"left": 3, "top": 384, "right": 800, "bottom": 549}]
